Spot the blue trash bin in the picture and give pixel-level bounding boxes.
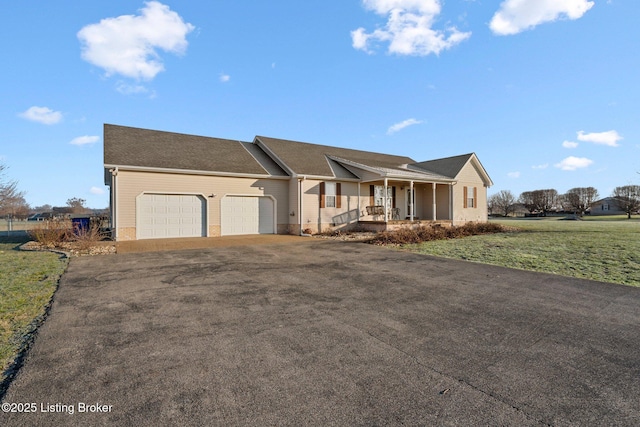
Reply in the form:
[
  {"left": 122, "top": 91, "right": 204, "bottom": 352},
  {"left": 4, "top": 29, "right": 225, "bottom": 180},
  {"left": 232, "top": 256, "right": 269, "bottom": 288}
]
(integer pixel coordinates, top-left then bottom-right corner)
[{"left": 72, "top": 217, "right": 90, "bottom": 235}]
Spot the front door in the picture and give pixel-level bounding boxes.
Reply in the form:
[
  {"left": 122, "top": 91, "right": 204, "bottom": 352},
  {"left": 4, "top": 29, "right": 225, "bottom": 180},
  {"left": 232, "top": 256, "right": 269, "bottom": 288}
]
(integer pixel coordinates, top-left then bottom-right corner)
[{"left": 374, "top": 185, "right": 394, "bottom": 219}]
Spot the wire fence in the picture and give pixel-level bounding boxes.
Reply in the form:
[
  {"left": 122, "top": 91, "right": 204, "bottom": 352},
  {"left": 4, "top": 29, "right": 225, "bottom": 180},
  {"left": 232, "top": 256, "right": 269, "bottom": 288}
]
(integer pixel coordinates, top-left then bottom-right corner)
[
  {"left": 0, "top": 218, "right": 111, "bottom": 235},
  {"left": 0, "top": 219, "right": 43, "bottom": 232}
]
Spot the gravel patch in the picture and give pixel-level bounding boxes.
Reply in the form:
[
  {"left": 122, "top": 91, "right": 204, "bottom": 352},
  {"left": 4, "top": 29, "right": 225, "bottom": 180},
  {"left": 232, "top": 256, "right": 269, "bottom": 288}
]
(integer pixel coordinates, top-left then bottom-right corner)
[{"left": 21, "top": 241, "right": 116, "bottom": 257}]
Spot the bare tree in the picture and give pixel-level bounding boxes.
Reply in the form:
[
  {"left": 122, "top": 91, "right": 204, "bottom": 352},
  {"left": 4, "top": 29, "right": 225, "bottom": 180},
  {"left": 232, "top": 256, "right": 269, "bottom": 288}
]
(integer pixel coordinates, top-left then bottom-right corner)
[
  {"left": 519, "top": 189, "right": 558, "bottom": 216},
  {"left": 540, "top": 189, "right": 559, "bottom": 214},
  {"left": 489, "top": 190, "right": 517, "bottom": 217},
  {"left": 519, "top": 191, "right": 538, "bottom": 214},
  {"left": 0, "top": 163, "right": 26, "bottom": 218},
  {"left": 0, "top": 195, "right": 30, "bottom": 219},
  {"left": 563, "top": 187, "right": 599, "bottom": 215},
  {"left": 611, "top": 185, "right": 640, "bottom": 219},
  {"left": 33, "top": 204, "right": 52, "bottom": 213},
  {"left": 66, "top": 197, "right": 88, "bottom": 214}
]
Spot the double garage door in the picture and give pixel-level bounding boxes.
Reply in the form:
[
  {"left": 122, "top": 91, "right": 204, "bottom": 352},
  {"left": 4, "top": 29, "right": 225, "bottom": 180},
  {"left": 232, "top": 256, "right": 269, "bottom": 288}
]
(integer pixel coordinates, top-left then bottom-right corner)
[{"left": 137, "top": 194, "right": 274, "bottom": 239}]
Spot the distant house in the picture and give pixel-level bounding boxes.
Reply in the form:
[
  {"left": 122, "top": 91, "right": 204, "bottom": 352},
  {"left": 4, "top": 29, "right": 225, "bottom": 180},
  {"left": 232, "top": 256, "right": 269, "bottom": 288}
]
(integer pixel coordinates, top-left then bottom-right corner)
[
  {"left": 590, "top": 197, "right": 626, "bottom": 216},
  {"left": 27, "top": 212, "right": 52, "bottom": 221},
  {"left": 103, "top": 124, "right": 493, "bottom": 241}
]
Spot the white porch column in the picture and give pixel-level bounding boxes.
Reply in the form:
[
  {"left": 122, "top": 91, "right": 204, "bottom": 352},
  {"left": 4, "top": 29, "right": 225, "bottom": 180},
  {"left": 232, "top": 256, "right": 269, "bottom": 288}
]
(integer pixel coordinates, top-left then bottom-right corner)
[
  {"left": 432, "top": 183, "right": 437, "bottom": 221},
  {"left": 410, "top": 181, "right": 414, "bottom": 221},
  {"left": 384, "top": 178, "right": 388, "bottom": 223}
]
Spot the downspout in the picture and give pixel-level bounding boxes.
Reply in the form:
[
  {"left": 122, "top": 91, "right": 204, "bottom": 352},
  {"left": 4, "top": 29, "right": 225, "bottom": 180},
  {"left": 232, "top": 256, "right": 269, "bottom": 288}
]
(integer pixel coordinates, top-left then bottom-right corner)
[
  {"left": 109, "top": 167, "right": 118, "bottom": 241},
  {"left": 298, "top": 176, "right": 312, "bottom": 237}
]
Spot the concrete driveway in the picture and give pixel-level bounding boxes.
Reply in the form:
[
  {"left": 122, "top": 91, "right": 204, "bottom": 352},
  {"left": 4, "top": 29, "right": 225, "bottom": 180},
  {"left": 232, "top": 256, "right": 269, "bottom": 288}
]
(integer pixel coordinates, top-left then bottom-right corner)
[{"left": 2, "top": 239, "right": 639, "bottom": 426}]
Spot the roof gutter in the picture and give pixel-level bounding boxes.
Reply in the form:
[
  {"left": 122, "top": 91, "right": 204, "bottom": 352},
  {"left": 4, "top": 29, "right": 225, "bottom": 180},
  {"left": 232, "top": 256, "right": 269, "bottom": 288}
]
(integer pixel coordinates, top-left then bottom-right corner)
[{"left": 103, "top": 164, "right": 288, "bottom": 180}]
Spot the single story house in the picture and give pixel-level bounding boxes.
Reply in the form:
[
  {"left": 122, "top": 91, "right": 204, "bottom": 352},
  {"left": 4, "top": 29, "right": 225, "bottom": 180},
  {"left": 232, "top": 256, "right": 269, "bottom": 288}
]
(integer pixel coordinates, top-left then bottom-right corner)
[
  {"left": 590, "top": 197, "right": 626, "bottom": 216},
  {"left": 104, "top": 124, "right": 493, "bottom": 241}
]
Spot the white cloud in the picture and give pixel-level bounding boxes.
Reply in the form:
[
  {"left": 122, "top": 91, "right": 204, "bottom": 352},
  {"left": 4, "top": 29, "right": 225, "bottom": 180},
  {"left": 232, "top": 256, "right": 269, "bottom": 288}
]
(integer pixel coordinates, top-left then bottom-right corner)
[
  {"left": 562, "top": 140, "right": 579, "bottom": 148},
  {"left": 507, "top": 171, "right": 521, "bottom": 178},
  {"left": 555, "top": 156, "right": 593, "bottom": 171},
  {"left": 352, "top": 0, "right": 471, "bottom": 56},
  {"left": 19, "top": 106, "right": 63, "bottom": 125},
  {"left": 532, "top": 163, "right": 549, "bottom": 169},
  {"left": 219, "top": 73, "right": 230, "bottom": 83},
  {"left": 90, "top": 186, "right": 105, "bottom": 195},
  {"left": 490, "top": 0, "right": 594, "bottom": 36},
  {"left": 116, "top": 82, "right": 154, "bottom": 96},
  {"left": 577, "top": 130, "right": 622, "bottom": 147},
  {"left": 70, "top": 135, "right": 100, "bottom": 146},
  {"left": 77, "top": 1, "right": 194, "bottom": 80},
  {"left": 387, "top": 118, "right": 423, "bottom": 135}
]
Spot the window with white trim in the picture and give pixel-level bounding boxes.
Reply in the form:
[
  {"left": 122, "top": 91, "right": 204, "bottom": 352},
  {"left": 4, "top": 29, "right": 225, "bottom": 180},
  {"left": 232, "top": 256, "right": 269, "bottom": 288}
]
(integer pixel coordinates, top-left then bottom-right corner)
[
  {"left": 467, "top": 186, "right": 476, "bottom": 208},
  {"left": 325, "top": 182, "right": 336, "bottom": 208}
]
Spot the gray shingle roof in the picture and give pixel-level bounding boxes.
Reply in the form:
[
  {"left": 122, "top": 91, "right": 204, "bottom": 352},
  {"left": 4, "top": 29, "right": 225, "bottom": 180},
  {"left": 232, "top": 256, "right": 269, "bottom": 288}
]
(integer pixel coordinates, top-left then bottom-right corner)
[
  {"left": 410, "top": 153, "right": 475, "bottom": 179},
  {"left": 104, "top": 124, "right": 278, "bottom": 176},
  {"left": 256, "top": 136, "right": 417, "bottom": 177},
  {"left": 240, "top": 142, "right": 288, "bottom": 176},
  {"left": 104, "top": 125, "right": 490, "bottom": 185},
  {"left": 329, "top": 156, "right": 452, "bottom": 181}
]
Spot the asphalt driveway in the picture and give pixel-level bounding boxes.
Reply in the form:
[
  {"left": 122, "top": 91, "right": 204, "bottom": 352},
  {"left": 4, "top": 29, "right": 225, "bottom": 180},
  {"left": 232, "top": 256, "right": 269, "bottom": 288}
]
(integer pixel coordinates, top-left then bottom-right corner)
[{"left": 2, "top": 239, "right": 639, "bottom": 426}]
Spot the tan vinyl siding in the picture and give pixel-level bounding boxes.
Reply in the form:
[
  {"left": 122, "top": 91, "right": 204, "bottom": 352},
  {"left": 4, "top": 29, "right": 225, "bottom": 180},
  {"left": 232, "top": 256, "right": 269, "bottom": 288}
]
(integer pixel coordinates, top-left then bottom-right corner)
[
  {"left": 116, "top": 170, "right": 289, "bottom": 237},
  {"left": 452, "top": 162, "right": 488, "bottom": 224},
  {"left": 436, "top": 184, "right": 450, "bottom": 220},
  {"left": 297, "top": 179, "right": 359, "bottom": 233},
  {"left": 288, "top": 178, "right": 300, "bottom": 233}
]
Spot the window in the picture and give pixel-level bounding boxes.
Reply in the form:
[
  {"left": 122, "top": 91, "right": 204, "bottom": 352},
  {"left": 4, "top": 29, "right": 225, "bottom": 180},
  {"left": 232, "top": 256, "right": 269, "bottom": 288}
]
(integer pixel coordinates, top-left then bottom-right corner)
[
  {"left": 320, "top": 182, "right": 341, "bottom": 208},
  {"left": 325, "top": 182, "right": 336, "bottom": 208},
  {"left": 464, "top": 186, "right": 477, "bottom": 208}
]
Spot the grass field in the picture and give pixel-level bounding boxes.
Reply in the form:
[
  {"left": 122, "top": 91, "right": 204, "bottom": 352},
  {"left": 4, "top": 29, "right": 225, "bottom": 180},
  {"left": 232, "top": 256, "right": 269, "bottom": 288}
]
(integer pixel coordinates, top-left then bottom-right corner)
[
  {"left": 405, "top": 217, "right": 640, "bottom": 287},
  {"left": 0, "top": 236, "right": 68, "bottom": 392}
]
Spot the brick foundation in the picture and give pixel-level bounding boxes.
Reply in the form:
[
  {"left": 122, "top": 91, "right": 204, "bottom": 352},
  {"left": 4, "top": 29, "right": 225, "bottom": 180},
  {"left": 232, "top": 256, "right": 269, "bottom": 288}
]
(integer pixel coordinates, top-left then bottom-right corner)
[{"left": 116, "top": 227, "right": 137, "bottom": 241}]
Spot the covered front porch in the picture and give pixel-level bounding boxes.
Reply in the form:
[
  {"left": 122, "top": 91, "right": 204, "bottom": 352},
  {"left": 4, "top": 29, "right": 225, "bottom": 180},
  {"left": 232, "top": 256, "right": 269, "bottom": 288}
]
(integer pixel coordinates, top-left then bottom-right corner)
[
  {"left": 357, "top": 219, "right": 453, "bottom": 233},
  {"left": 356, "top": 179, "right": 453, "bottom": 229}
]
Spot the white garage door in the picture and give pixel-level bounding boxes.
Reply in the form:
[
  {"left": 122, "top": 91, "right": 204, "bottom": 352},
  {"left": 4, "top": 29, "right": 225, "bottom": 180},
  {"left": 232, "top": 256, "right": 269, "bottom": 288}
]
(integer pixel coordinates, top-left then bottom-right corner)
[
  {"left": 137, "top": 194, "right": 206, "bottom": 239},
  {"left": 221, "top": 196, "right": 274, "bottom": 236}
]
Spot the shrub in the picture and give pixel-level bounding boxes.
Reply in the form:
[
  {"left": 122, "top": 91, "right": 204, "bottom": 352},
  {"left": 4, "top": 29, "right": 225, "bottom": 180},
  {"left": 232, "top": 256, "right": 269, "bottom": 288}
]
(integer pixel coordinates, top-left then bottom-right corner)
[
  {"left": 27, "top": 219, "right": 72, "bottom": 248},
  {"left": 27, "top": 217, "right": 108, "bottom": 250},
  {"left": 71, "top": 220, "right": 107, "bottom": 251},
  {"left": 370, "top": 222, "right": 507, "bottom": 246}
]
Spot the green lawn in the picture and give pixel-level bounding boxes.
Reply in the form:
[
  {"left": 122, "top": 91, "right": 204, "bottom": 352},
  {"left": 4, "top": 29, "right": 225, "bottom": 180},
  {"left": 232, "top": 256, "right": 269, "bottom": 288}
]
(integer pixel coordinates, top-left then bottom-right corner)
[
  {"left": 0, "top": 237, "right": 68, "bottom": 389},
  {"left": 405, "top": 218, "right": 640, "bottom": 286}
]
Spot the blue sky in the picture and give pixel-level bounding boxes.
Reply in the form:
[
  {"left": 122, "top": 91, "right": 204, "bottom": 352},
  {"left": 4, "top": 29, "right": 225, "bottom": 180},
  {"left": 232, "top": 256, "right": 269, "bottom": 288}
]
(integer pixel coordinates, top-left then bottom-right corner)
[{"left": 1, "top": 0, "right": 638, "bottom": 208}]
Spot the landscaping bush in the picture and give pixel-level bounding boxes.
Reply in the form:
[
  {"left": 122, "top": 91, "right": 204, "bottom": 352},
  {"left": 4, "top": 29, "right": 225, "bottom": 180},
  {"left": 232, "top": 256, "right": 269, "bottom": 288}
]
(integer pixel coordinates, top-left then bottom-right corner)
[
  {"left": 27, "top": 219, "right": 72, "bottom": 248},
  {"left": 27, "top": 217, "right": 107, "bottom": 250},
  {"left": 370, "top": 222, "right": 507, "bottom": 246},
  {"left": 71, "top": 220, "right": 108, "bottom": 251}
]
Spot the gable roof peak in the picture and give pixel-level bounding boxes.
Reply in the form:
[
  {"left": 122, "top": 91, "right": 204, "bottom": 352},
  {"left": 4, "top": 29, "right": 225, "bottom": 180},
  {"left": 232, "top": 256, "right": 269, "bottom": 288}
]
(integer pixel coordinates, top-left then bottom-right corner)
[{"left": 255, "top": 135, "right": 416, "bottom": 177}]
